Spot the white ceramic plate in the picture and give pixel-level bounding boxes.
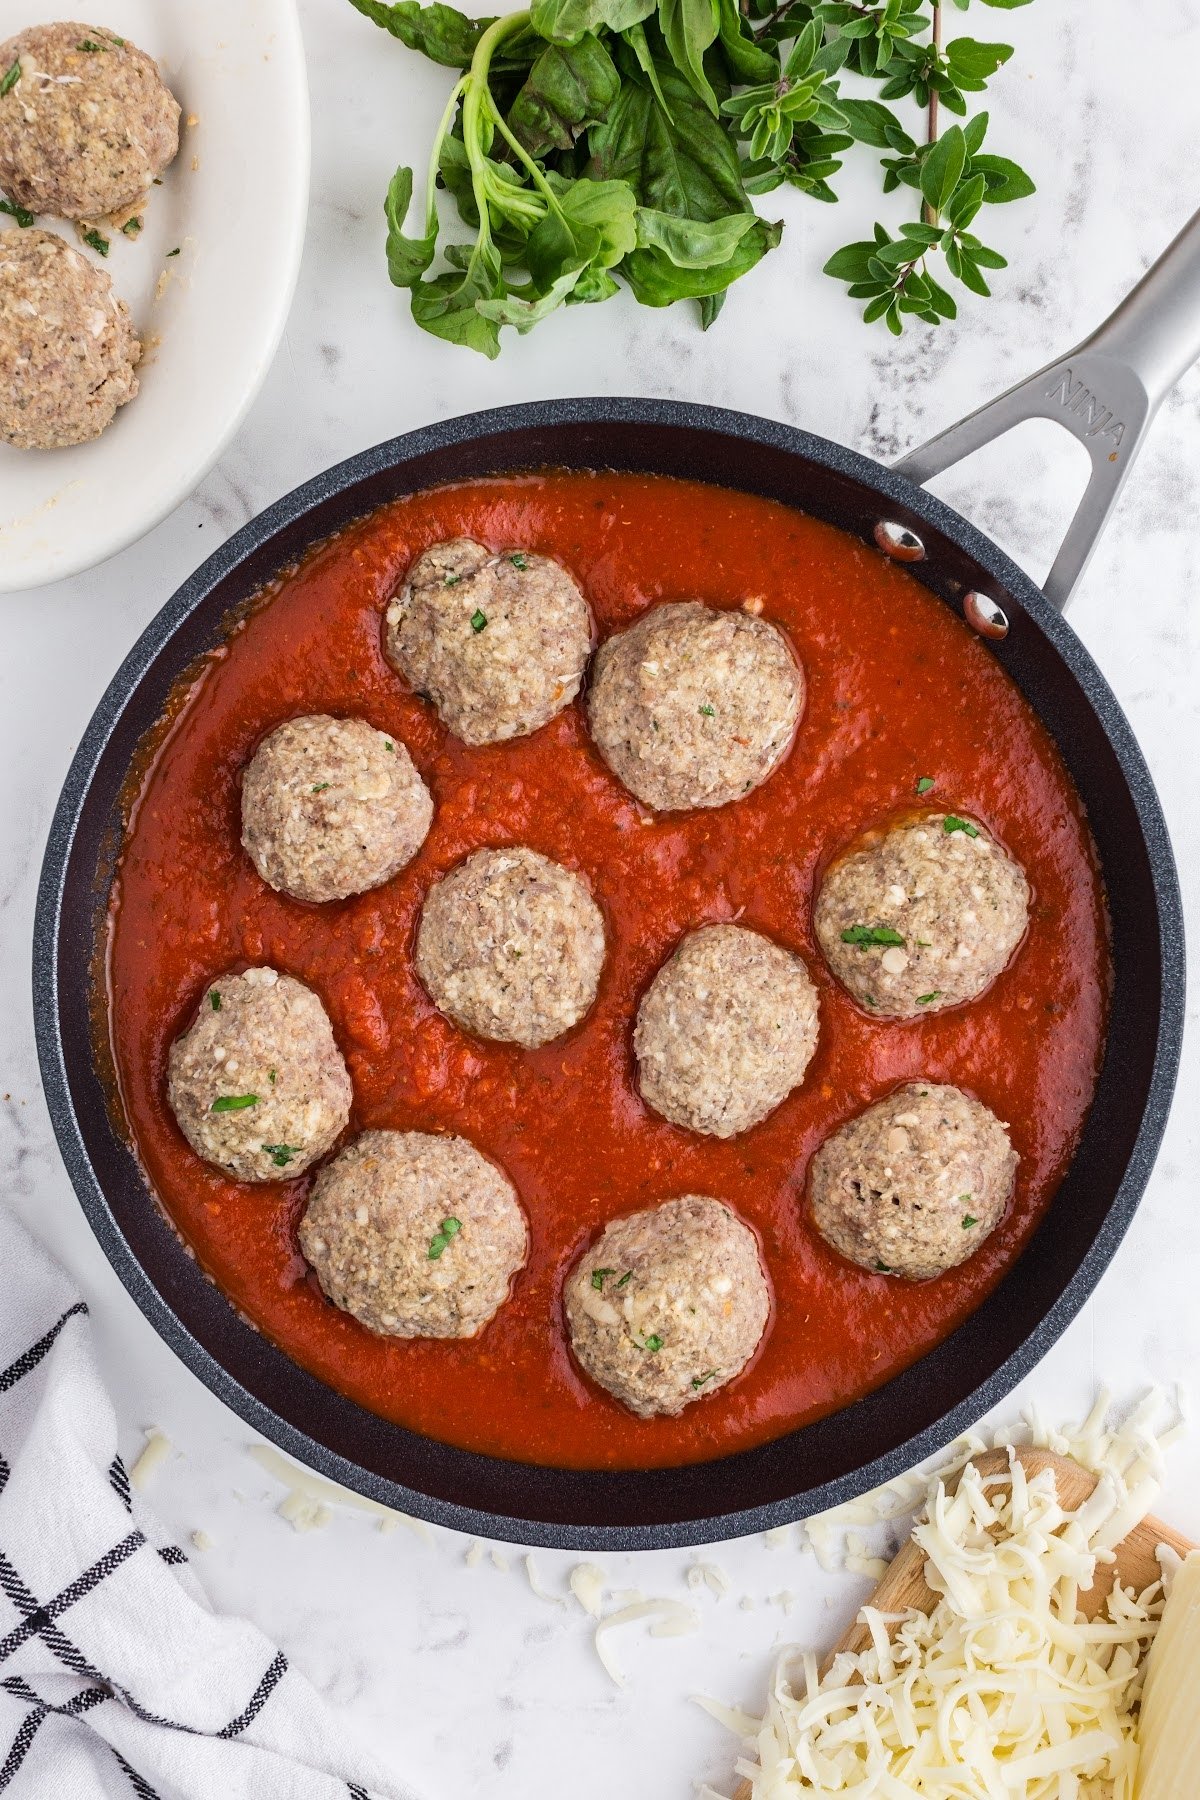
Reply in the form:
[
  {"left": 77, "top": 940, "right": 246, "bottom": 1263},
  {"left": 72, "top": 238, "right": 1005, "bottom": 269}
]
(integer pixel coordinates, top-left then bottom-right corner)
[{"left": 0, "top": 1, "right": 309, "bottom": 592}]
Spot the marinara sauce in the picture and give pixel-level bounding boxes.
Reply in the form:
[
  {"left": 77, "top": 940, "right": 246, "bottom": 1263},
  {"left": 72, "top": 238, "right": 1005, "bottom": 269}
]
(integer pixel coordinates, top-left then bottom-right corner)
[{"left": 106, "top": 473, "right": 1110, "bottom": 1470}]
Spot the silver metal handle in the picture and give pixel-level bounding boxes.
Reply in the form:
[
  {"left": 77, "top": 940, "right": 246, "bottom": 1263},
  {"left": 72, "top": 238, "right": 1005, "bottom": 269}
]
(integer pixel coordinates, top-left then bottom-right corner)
[{"left": 893, "top": 208, "right": 1200, "bottom": 611}]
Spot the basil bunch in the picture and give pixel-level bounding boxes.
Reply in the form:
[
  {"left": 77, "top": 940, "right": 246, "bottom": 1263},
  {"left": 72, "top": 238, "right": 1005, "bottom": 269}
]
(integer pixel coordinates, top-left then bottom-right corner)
[{"left": 351, "top": 0, "right": 1035, "bottom": 356}]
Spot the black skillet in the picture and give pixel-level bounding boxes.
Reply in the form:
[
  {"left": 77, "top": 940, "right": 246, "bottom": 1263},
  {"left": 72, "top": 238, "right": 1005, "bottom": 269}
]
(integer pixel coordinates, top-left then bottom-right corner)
[{"left": 33, "top": 212, "right": 1196, "bottom": 1549}]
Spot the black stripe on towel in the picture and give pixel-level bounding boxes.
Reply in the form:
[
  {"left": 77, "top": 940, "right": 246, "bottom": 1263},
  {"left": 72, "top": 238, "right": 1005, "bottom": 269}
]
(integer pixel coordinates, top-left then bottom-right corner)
[
  {"left": 157, "top": 1545, "right": 187, "bottom": 1566},
  {"left": 218, "top": 1650, "right": 287, "bottom": 1738},
  {"left": 109, "top": 1455, "right": 133, "bottom": 1512},
  {"left": 113, "top": 1748, "right": 162, "bottom": 1799},
  {"left": 0, "top": 1708, "right": 43, "bottom": 1792},
  {"left": 0, "top": 1303, "right": 87, "bottom": 1394}
]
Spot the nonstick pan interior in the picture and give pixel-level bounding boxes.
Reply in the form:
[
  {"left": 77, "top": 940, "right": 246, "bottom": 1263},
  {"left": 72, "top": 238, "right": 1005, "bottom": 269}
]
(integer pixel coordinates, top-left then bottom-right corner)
[{"left": 34, "top": 401, "right": 1184, "bottom": 1548}]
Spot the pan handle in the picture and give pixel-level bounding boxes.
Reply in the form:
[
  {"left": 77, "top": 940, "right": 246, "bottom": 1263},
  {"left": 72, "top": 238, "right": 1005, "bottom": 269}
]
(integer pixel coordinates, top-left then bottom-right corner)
[{"left": 892, "top": 208, "right": 1200, "bottom": 612}]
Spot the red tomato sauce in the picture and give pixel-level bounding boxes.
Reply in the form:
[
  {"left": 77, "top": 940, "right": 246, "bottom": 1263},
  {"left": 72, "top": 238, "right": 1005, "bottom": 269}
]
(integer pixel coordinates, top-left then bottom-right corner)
[{"left": 105, "top": 473, "right": 1110, "bottom": 1470}]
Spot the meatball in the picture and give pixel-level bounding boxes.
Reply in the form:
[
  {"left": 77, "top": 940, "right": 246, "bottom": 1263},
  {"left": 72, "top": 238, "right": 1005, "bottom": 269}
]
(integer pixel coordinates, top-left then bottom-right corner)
[
  {"left": 0, "top": 24, "right": 180, "bottom": 221},
  {"left": 415, "top": 846, "right": 605, "bottom": 1047},
  {"left": 385, "top": 538, "right": 593, "bottom": 745},
  {"left": 808, "top": 1082, "right": 1017, "bottom": 1281},
  {"left": 0, "top": 228, "right": 138, "bottom": 449},
  {"left": 166, "top": 968, "right": 351, "bottom": 1183},
  {"left": 565, "top": 1197, "right": 769, "bottom": 1417},
  {"left": 814, "top": 812, "right": 1030, "bottom": 1018},
  {"left": 241, "top": 715, "right": 433, "bottom": 905},
  {"left": 299, "top": 1131, "right": 527, "bottom": 1339},
  {"left": 586, "top": 601, "right": 804, "bottom": 813},
  {"left": 634, "top": 924, "right": 819, "bottom": 1138}
]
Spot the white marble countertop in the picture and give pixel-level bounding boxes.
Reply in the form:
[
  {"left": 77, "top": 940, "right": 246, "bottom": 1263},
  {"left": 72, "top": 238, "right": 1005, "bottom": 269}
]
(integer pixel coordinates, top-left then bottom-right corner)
[{"left": 3, "top": 1, "right": 1200, "bottom": 1794}]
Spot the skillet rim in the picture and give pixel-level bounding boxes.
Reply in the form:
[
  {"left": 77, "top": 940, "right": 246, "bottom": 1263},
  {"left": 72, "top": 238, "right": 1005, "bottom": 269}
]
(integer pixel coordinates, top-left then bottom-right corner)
[{"left": 32, "top": 396, "right": 1186, "bottom": 1549}]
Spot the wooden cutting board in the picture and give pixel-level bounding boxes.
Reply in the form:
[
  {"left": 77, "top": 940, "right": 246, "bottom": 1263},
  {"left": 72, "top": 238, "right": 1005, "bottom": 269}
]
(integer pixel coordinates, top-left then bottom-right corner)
[{"left": 733, "top": 1446, "right": 1195, "bottom": 1800}]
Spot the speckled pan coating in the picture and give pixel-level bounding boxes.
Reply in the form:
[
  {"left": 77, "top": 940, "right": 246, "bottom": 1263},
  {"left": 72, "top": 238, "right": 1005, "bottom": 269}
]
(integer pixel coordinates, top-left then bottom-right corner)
[
  {"left": 0, "top": 23, "right": 180, "bottom": 220},
  {"left": 166, "top": 968, "right": 351, "bottom": 1183},
  {"left": 385, "top": 537, "right": 593, "bottom": 745},
  {"left": 0, "top": 228, "right": 139, "bottom": 449},
  {"left": 299, "top": 1130, "right": 528, "bottom": 1339},
  {"left": 240, "top": 714, "right": 433, "bottom": 904},
  {"left": 634, "top": 923, "right": 819, "bottom": 1138},
  {"left": 809, "top": 1082, "right": 1017, "bottom": 1281},
  {"left": 564, "top": 1196, "right": 770, "bottom": 1418},
  {"left": 586, "top": 601, "right": 804, "bottom": 813},
  {"left": 814, "top": 812, "right": 1030, "bottom": 1017},
  {"left": 416, "top": 845, "right": 605, "bottom": 1047}
]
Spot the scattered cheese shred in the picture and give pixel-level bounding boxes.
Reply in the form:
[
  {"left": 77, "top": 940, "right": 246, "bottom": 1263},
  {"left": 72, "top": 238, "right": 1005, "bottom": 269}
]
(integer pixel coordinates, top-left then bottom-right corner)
[
  {"left": 689, "top": 1561, "right": 732, "bottom": 1599},
  {"left": 129, "top": 1427, "right": 172, "bottom": 1492},
  {"left": 594, "top": 1599, "right": 700, "bottom": 1689},
  {"left": 570, "top": 1563, "right": 606, "bottom": 1617},
  {"left": 524, "top": 1553, "right": 568, "bottom": 1606},
  {"left": 247, "top": 1443, "right": 427, "bottom": 1538},
  {"left": 464, "top": 1540, "right": 484, "bottom": 1569}
]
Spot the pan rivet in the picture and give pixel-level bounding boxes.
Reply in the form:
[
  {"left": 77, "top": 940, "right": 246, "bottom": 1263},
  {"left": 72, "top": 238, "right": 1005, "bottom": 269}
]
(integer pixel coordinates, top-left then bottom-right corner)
[
  {"left": 964, "top": 592, "right": 1010, "bottom": 640},
  {"left": 874, "top": 520, "right": 925, "bottom": 562}
]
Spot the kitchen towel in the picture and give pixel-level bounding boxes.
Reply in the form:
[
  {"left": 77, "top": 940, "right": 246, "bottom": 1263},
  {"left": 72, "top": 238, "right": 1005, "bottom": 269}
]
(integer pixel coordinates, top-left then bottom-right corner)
[{"left": 0, "top": 1202, "right": 419, "bottom": 1800}]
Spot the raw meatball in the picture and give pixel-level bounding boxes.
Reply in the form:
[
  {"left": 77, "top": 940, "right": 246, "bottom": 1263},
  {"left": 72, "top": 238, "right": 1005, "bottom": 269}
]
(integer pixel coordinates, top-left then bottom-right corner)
[
  {"left": 415, "top": 846, "right": 605, "bottom": 1047},
  {"left": 167, "top": 968, "right": 351, "bottom": 1183},
  {"left": 299, "top": 1130, "right": 527, "bottom": 1339},
  {"left": 564, "top": 1196, "right": 770, "bottom": 1418},
  {"left": 808, "top": 1082, "right": 1017, "bottom": 1281},
  {"left": 241, "top": 715, "right": 433, "bottom": 905},
  {"left": 814, "top": 812, "right": 1030, "bottom": 1018},
  {"left": 0, "top": 228, "right": 138, "bottom": 448},
  {"left": 586, "top": 601, "right": 803, "bottom": 812},
  {"left": 0, "top": 24, "right": 180, "bottom": 220},
  {"left": 385, "top": 538, "right": 593, "bottom": 745},
  {"left": 634, "top": 924, "right": 819, "bottom": 1138}
]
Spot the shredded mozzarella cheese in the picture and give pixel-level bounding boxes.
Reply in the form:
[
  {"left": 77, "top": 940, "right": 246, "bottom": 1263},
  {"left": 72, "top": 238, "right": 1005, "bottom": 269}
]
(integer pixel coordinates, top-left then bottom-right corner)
[
  {"left": 711, "top": 1389, "right": 1183, "bottom": 1798},
  {"left": 594, "top": 1599, "right": 700, "bottom": 1689},
  {"left": 129, "top": 1427, "right": 172, "bottom": 1492}
]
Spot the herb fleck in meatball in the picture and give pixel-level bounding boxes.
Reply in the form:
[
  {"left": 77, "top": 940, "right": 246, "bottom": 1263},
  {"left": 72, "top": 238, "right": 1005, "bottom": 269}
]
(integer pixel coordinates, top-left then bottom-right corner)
[
  {"left": 415, "top": 845, "right": 605, "bottom": 1047},
  {"left": 0, "top": 24, "right": 180, "bottom": 221},
  {"left": 814, "top": 812, "right": 1030, "bottom": 1017},
  {"left": 241, "top": 715, "right": 433, "bottom": 905},
  {"left": 166, "top": 968, "right": 351, "bottom": 1183},
  {"left": 564, "top": 1196, "right": 770, "bottom": 1417},
  {"left": 634, "top": 924, "right": 819, "bottom": 1138},
  {"left": 586, "top": 601, "right": 804, "bottom": 812},
  {"left": 808, "top": 1081, "right": 1017, "bottom": 1281},
  {"left": 299, "top": 1130, "right": 527, "bottom": 1339},
  {"left": 0, "top": 228, "right": 139, "bottom": 449},
  {"left": 385, "top": 538, "right": 593, "bottom": 745}
]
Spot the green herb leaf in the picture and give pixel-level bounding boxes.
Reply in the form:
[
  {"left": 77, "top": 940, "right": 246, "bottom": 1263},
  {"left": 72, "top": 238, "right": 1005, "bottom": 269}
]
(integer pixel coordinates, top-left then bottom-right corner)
[
  {"left": 642, "top": 1333, "right": 664, "bottom": 1351},
  {"left": 615, "top": 1270, "right": 632, "bottom": 1287},
  {"left": 509, "top": 552, "right": 529, "bottom": 567},
  {"left": 166, "top": 246, "right": 180, "bottom": 257},
  {"left": 699, "top": 702, "right": 716, "bottom": 716},
  {"left": 443, "top": 1216, "right": 463, "bottom": 1236},
  {"left": 841, "top": 924, "right": 905, "bottom": 948},
  {"left": 350, "top": 0, "right": 498, "bottom": 67},
  {"left": 874, "top": 1260, "right": 891, "bottom": 1273},
  {"left": 263, "top": 1143, "right": 304, "bottom": 1167},
  {"left": 311, "top": 782, "right": 330, "bottom": 792},
  {"left": 0, "top": 61, "right": 20, "bottom": 97},
  {"left": 962, "top": 1213, "right": 978, "bottom": 1228},
  {"left": 470, "top": 609, "right": 488, "bottom": 631},
  {"left": 77, "top": 38, "right": 107, "bottom": 51},
  {"left": 209, "top": 990, "right": 221, "bottom": 1011},
  {"left": 122, "top": 216, "right": 142, "bottom": 236},
  {"left": 0, "top": 197, "right": 34, "bottom": 226},
  {"left": 943, "top": 815, "right": 980, "bottom": 837},
  {"left": 919, "top": 124, "right": 967, "bottom": 217},
  {"left": 591, "top": 1267, "right": 616, "bottom": 1288},
  {"left": 692, "top": 1369, "right": 717, "bottom": 1388},
  {"left": 211, "top": 1094, "right": 258, "bottom": 1112},
  {"left": 507, "top": 33, "right": 621, "bottom": 158},
  {"left": 916, "top": 991, "right": 941, "bottom": 1004},
  {"left": 531, "top": 0, "right": 655, "bottom": 42},
  {"left": 83, "top": 229, "right": 110, "bottom": 256},
  {"left": 916, "top": 775, "right": 936, "bottom": 794}
]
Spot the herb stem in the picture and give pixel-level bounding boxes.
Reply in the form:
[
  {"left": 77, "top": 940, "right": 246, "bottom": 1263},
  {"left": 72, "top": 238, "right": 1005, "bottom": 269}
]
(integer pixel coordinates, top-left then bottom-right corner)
[{"left": 922, "top": 0, "right": 942, "bottom": 227}]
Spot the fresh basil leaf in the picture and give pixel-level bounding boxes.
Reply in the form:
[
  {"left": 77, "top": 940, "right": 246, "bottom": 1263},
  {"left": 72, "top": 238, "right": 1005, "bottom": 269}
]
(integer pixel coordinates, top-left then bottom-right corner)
[
  {"left": 385, "top": 166, "right": 438, "bottom": 285},
  {"left": 659, "top": 0, "right": 722, "bottom": 114},
  {"left": 586, "top": 57, "right": 748, "bottom": 222},
  {"left": 508, "top": 33, "right": 620, "bottom": 156},
  {"left": 634, "top": 206, "right": 754, "bottom": 266},
  {"left": 715, "top": 0, "right": 778, "bottom": 84},
  {"left": 623, "top": 215, "right": 780, "bottom": 303},
  {"left": 530, "top": 0, "right": 655, "bottom": 42},
  {"left": 349, "top": 0, "right": 492, "bottom": 67}
]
